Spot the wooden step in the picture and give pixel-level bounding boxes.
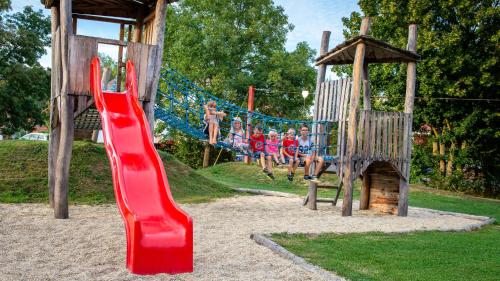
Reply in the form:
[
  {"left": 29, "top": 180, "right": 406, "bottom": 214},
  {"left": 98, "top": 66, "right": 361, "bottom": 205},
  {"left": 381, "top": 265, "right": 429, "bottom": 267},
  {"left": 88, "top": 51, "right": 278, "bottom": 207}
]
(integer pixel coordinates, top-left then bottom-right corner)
[{"left": 316, "top": 198, "right": 335, "bottom": 203}]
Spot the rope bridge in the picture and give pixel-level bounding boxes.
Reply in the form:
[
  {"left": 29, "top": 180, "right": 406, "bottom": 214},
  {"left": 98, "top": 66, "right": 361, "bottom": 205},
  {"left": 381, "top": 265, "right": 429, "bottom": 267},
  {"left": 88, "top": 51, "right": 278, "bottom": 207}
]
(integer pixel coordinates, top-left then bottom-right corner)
[{"left": 154, "top": 68, "right": 334, "bottom": 159}]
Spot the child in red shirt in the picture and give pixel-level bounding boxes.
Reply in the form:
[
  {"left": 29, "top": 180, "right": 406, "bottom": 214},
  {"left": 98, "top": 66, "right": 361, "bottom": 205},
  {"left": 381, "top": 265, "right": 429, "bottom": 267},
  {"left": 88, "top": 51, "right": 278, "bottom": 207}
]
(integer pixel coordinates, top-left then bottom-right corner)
[
  {"left": 281, "top": 128, "right": 300, "bottom": 181},
  {"left": 250, "top": 125, "right": 274, "bottom": 179}
]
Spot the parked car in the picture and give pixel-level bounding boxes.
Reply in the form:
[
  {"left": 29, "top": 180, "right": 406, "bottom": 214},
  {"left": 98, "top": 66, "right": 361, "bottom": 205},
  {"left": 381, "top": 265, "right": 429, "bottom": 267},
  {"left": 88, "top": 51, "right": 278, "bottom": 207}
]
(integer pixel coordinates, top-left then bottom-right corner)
[{"left": 20, "top": 133, "right": 49, "bottom": 141}]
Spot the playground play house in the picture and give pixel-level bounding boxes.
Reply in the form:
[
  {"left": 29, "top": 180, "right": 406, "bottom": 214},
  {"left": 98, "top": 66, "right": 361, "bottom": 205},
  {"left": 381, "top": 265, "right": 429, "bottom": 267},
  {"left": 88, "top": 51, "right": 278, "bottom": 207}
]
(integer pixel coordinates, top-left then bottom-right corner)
[
  {"left": 309, "top": 18, "right": 419, "bottom": 216},
  {"left": 43, "top": 0, "right": 175, "bottom": 219}
]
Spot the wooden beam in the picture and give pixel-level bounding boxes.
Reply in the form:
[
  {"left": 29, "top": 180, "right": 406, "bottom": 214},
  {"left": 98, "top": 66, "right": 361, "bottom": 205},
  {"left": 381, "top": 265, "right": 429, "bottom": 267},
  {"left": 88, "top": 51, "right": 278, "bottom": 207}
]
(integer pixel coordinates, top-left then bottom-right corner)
[
  {"left": 116, "top": 23, "right": 125, "bottom": 92},
  {"left": 362, "top": 64, "right": 371, "bottom": 110},
  {"left": 73, "top": 14, "right": 137, "bottom": 25},
  {"left": 307, "top": 181, "right": 318, "bottom": 210},
  {"left": 143, "top": 0, "right": 168, "bottom": 133},
  {"left": 72, "top": 17, "right": 77, "bottom": 34},
  {"left": 398, "top": 24, "right": 418, "bottom": 217},
  {"left": 360, "top": 169, "right": 370, "bottom": 209},
  {"left": 76, "top": 35, "right": 127, "bottom": 47},
  {"left": 54, "top": 0, "right": 74, "bottom": 219},
  {"left": 48, "top": 6, "right": 60, "bottom": 209},
  {"left": 342, "top": 17, "right": 371, "bottom": 217},
  {"left": 312, "top": 31, "right": 331, "bottom": 148},
  {"left": 360, "top": 17, "right": 371, "bottom": 110}
]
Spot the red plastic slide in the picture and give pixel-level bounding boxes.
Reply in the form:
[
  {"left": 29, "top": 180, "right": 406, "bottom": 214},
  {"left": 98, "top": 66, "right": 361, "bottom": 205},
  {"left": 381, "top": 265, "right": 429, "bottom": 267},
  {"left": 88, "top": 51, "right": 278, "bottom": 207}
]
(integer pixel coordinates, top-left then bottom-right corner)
[{"left": 90, "top": 57, "right": 193, "bottom": 275}]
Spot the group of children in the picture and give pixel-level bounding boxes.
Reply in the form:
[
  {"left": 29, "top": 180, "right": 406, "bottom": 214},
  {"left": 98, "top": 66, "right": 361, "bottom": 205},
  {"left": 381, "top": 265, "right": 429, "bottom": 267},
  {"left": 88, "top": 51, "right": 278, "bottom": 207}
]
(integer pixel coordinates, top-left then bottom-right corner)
[
  {"left": 249, "top": 124, "right": 324, "bottom": 181},
  {"left": 203, "top": 100, "right": 324, "bottom": 181}
]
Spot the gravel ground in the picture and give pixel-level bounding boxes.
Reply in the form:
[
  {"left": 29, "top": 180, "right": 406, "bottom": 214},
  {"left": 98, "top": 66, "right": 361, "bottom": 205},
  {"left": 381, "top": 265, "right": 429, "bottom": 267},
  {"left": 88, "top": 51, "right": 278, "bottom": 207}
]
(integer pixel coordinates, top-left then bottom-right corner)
[{"left": 0, "top": 196, "right": 490, "bottom": 281}]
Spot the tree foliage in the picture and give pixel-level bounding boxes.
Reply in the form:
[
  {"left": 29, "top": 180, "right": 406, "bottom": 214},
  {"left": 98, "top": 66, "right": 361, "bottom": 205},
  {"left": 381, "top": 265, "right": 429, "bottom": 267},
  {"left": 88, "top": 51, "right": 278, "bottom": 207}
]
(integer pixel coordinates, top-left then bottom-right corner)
[
  {"left": 338, "top": 0, "right": 499, "bottom": 196},
  {"left": 164, "top": 0, "right": 317, "bottom": 119},
  {"left": 0, "top": 3, "right": 51, "bottom": 135}
]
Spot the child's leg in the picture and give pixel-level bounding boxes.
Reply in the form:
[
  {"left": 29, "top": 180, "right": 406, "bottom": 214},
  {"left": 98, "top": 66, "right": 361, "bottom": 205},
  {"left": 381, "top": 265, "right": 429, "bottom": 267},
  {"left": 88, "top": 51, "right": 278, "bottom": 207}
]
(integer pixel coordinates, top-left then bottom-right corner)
[
  {"left": 314, "top": 157, "right": 325, "bottom": 176},
  {"left": 208, "top": 123, "right": 214, "bottom": 144},
  {"left": 272, "top": 153, "right": 279, "bottom": 164},
  {"left": 213, "top": 124, "right": 219, "bottom": 143},
  {"left": 304, "top": 156, "right": 312, "bottom": 176},
  {"left": 287, "top": 158, "right": 293, "bottom": 175},
  {"left": 260, "top": 153, "right": 267, "bottom": 170},
  {"left": 292, "top": 158, "right": 299, "bottom": 174},
  {"left": 266, "top": 155, "right": 273, "bottom": 173}
]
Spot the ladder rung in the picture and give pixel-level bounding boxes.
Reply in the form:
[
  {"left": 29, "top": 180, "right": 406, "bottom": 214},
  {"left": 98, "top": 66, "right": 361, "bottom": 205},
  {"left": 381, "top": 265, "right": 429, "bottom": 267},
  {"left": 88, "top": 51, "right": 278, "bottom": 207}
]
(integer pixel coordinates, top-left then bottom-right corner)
[{"left": 317, "top": 184, "right": 339, "bottom": 189}]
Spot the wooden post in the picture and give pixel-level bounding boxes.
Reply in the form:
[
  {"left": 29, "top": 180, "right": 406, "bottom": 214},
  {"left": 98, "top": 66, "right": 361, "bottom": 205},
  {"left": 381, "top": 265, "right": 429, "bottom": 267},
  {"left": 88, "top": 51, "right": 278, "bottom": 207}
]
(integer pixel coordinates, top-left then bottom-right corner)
[
  {"left": 72, "top": 17, "right": 77, "bottom": 34},
  {"left": 143, "top": 0, "right": 168, "bottom": 134},
  {"left": 116, "top": 23, "right": 125, "bottom": 92},
  {"left": 244, "top": 85, "right": 254, "bottom": 164},
  {"left": 54, "top": 0, "right": 74, "bottom": 219},
  {"left": 398, "top": 24, "right": 418, "bottom": 217},
  {"left": 312, "top": 31, "right": 331, "bottom": 146},
  {"left": 48, "top": 6, "right": 61, "bottom": 208},
  {"left": 342, "top": 17, "right": 370, "bottom": 216},
  {"left": 203, "top": 144, "right": 211, "bottom": 168},
  {"left": 362, "top": 64, "right": 371, "bottom": 110},
  {"left": 360, "top": 173, "right": 370, "bottom": 209},
  {"left": 307, "top": 181, "right": 318, "bottom": 210},
  {"left": 101, "top": 67, "right": 111, "bottom": 91}
]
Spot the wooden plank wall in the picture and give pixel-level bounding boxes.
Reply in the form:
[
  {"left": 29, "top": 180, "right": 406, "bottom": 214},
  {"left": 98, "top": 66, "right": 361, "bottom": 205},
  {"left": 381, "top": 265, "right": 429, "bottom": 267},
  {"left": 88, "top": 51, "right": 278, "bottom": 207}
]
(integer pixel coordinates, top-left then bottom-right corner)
[
  {"left": 126, "top": 42, "right": 159, "bottom": 101},
  {"left": 354, "top": 110, "right": 411, "bottom": 177},
  {"left": 365, "top": 161, "right": 400, "bottom": 214},
  {"left": 315, "top": 77, "right": 352, "bottom": 122},
  {"left": 68, "top": 35, "right": 98, "bottom": 95}
]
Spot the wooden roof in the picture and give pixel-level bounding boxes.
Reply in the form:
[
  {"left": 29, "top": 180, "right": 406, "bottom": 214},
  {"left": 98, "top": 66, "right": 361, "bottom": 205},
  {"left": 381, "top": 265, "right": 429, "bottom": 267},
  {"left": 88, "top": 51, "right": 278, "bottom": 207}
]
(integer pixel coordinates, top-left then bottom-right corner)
[
  {"left": 41, "top": 0, "right": 177, "bottom": 19},
  {"left": 315, "top": 35, "right": 420, "bottom": 66}
]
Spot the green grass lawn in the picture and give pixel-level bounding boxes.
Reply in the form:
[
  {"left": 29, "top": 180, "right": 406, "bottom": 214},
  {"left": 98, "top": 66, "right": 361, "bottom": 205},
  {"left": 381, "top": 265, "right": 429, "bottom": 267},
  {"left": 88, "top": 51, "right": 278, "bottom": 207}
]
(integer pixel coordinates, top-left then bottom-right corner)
[
  {"left": 0, "top": 140, "right": 235, "bottom": 204},
  {"left": 198, "top": 162, "right": 348, "bottom": 198},
  {"left": 271, "top": 226, "right": 500, "bottom": 281}
]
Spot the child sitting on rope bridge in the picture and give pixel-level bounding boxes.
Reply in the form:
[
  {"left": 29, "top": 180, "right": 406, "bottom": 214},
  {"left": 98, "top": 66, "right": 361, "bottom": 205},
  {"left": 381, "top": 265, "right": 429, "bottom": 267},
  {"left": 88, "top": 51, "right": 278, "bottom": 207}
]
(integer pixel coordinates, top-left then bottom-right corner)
[
  {"left": 266, "top": 129, "right": 281, "bottom": 165},
  {"left": 250, "top": 125, "right": 274, "bottom": 179},
  {"left": 298, "top": 124, "right": 324, "bottom": 180},
  {"left": 203, "top": 100, "right": 226, "bottom": 145},
  {"left": 226, "top": 117, "right": 248, "bottom": 152},
  {"left": 281, "top": 128, "right": 300, "bottom": 181}
]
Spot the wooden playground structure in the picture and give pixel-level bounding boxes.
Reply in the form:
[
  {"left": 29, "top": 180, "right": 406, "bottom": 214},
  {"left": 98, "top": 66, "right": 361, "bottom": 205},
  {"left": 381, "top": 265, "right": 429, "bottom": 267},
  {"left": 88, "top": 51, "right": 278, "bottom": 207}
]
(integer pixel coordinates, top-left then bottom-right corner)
[
  {"left": 43, "top": 0, "right": 418, "bottom": 220},
  {"left": 309, "top": 17, "right": 419, "bottom": 216},
  {"left": 43, "top": 0, "right": 175, "bottom": 218}
]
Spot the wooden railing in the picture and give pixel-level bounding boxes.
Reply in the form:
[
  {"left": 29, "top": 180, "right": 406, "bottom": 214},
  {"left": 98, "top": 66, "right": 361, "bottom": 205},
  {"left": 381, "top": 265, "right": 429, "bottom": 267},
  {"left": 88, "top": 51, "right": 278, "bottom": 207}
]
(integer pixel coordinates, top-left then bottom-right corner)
[{"left": 354, "top": 110, "right": 412, "bottom": 175}]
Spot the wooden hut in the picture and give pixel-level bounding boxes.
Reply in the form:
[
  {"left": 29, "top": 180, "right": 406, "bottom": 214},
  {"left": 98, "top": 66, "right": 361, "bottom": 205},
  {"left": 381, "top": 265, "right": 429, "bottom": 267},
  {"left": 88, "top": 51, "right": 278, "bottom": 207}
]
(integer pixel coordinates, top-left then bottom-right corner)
[
  {"left": 42, "top": 0, "right": 176, "bottom": 218},
  {"left": 311, "top": 18, "right": 419, "bottom": 216}
]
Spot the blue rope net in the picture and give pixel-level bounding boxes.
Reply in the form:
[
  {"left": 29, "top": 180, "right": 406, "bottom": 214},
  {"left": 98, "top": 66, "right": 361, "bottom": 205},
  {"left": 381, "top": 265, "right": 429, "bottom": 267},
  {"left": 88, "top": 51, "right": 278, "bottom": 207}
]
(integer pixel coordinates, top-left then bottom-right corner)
[{"left": 155, "top": 68, "right": 334, "bottom": 160}]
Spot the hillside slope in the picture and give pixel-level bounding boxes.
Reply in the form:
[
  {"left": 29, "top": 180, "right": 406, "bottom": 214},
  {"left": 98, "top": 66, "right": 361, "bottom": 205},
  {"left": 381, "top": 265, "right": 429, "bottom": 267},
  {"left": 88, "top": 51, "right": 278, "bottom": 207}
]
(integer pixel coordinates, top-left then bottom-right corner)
[{"left": 0, "top": 141, "right": 235, "bottom": 204}]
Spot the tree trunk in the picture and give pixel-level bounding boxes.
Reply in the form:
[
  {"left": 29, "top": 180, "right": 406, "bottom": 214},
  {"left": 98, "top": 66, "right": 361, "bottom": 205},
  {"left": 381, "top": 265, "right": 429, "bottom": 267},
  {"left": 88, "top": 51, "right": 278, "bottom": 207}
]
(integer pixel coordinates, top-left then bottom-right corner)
[
  {"left": 446, "top": 142, "right": 456, "bottom": 176},
  {"left": 203, "top": 144, "right": 210, "bottom": 168},
  {"left": 439, "top": 142, "right": 446, "bottom": 176},
  {"left": 432, "top": 141, "right": 438, "bottom": 156}
]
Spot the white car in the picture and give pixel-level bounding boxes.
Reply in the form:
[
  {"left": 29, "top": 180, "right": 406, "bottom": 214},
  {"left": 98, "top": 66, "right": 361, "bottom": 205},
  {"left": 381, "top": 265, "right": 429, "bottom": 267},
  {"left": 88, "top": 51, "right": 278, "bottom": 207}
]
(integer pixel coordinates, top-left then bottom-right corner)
[{"left": 20, "top": 133, "right": 49, "bottom": 141}]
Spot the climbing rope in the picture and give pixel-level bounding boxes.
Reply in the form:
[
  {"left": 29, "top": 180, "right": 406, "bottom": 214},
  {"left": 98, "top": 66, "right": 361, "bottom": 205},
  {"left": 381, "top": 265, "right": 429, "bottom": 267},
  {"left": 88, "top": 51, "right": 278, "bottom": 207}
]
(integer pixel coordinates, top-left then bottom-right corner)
[{"left": 154, "top": 67, "right": 334, "bottom": 159}]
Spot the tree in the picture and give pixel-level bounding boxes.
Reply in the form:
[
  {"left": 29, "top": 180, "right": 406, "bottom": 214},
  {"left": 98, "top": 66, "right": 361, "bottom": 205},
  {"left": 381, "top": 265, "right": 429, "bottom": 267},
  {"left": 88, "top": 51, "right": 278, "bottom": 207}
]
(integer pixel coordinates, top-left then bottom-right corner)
[
  {"left": 337, "top": 0, "right": 499, "bottom": 196},
  {"left": 0, "top": 3, "right": 51, "bottom": 136},
  {"left": 164, "top": 0, "right": 317, "bottom": 119}
]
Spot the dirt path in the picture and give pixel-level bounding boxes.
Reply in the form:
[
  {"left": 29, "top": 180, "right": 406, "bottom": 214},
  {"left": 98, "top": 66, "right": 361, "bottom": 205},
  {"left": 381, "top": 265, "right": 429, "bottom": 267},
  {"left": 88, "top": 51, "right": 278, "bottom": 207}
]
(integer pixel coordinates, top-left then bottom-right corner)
[{"left": 0, "top": 196, "right": 490, "bottom": 281}]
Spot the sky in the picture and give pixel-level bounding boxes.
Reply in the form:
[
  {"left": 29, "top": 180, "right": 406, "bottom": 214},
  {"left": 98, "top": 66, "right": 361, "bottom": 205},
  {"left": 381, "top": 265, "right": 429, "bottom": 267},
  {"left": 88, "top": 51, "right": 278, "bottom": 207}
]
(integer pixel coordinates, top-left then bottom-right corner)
[{"left": 12, "top": 0, "right": 360, "bottom": 69}]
